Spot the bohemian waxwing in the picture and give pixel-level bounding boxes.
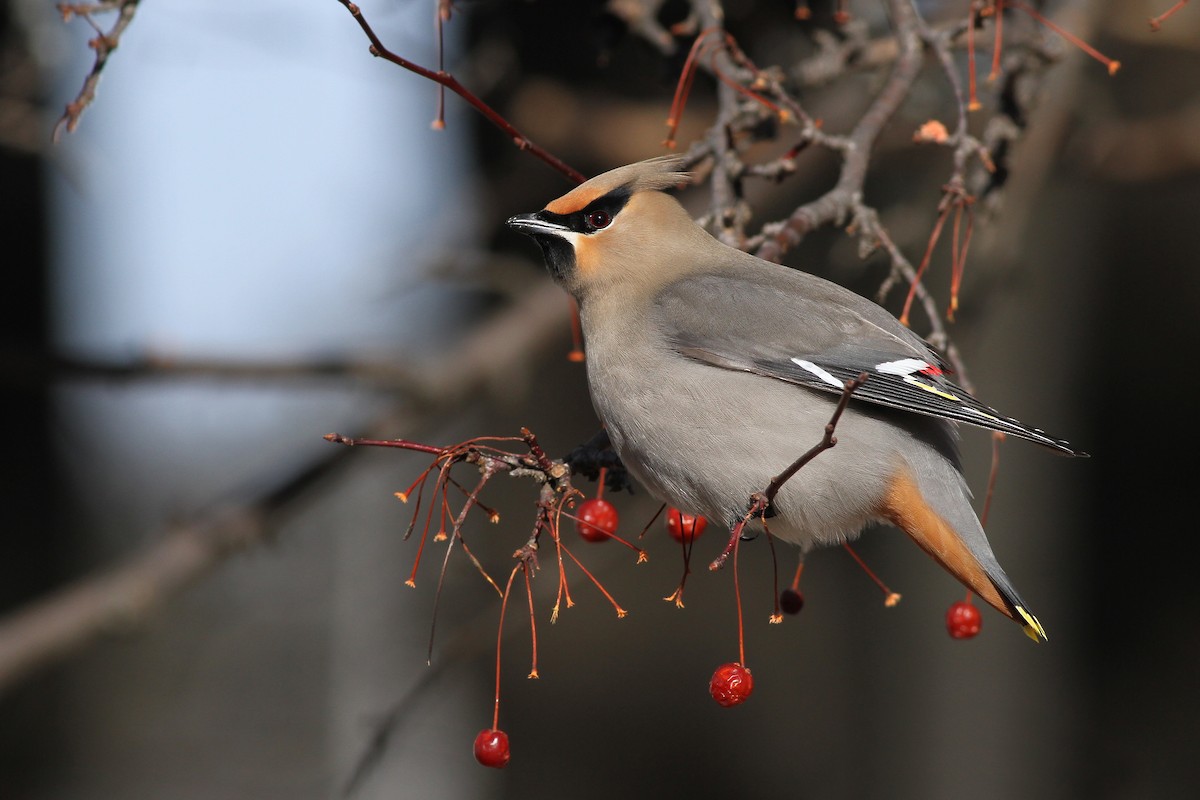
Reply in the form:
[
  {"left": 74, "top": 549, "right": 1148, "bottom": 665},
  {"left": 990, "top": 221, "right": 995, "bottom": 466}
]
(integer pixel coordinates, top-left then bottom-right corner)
[{"left": 507, "top": 156, "right": 1084, "bottom": 641}]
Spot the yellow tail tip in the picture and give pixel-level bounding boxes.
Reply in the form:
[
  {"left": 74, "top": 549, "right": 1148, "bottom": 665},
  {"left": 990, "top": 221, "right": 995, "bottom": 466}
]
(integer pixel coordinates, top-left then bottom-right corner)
[{"left": 1017, "top": 606, "right": 1048, "bottom": 642}]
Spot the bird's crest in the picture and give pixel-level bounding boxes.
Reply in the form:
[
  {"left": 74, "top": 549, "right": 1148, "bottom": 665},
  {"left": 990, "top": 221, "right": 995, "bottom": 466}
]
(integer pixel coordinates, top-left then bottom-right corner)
[{"left": 545, "top": 156, "right": 692, "bottom": 215}]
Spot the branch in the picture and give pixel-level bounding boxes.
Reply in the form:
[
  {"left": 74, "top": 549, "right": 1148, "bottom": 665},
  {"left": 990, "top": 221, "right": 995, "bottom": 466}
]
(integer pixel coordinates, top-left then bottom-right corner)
[
  {"left": 52, "top": 0, "right": 142, "bottom": 141},
  {"left": 754, "top": 0, "right": 924, "bottom": 264},
  {"left": 757, "top": 371, "right": 867, "bottom": 507},
  {"left": 709, "top": 372, "right": 867, "bottom": 571},
  {"left": 0, "top": 280, "right": 573, "bottom": 696},
  {"left": 0, "top": 508, "right": 266, "bottom": 694},
  {"left": 335, "top": 1, "right": 585, "bottom": 184}
]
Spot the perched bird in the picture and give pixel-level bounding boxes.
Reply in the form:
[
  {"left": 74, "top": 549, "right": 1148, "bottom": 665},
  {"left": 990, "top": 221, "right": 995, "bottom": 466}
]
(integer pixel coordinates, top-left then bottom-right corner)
[{"left": 507, "top": 156, "right": 1083, "bottom": 641}]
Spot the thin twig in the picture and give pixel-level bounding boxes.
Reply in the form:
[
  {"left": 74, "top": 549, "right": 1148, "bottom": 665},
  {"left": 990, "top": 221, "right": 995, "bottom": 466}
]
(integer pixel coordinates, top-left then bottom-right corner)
[
  {"left": 53, "top": 0, "right": 142, "bottom": 140},
  {"left": 335, "top": 1, "right": 585, "bottom": 184},
  {"left": 710, "top": 372, "right": 867, "bottom": 571},
  {"left": 754, "top": 0, "right": 925, "bottom": 264}
]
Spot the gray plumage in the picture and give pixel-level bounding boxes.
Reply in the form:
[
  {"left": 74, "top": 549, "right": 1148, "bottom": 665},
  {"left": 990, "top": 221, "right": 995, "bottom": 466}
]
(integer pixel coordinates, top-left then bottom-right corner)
[{"left": 508, "top": 156, "right": 1083, "bottom": 640}]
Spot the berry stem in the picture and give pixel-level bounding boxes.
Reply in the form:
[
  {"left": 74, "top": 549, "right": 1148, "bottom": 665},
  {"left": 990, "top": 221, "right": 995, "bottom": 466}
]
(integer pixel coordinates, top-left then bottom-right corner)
[
  {"left": 523, "top": 564, "right": 539, "bottom": 679},
  {"left": 900, "top": 200, "right": 951, "bottom": 327},
  {"left": 967, "top": 4, "right": 981, "bottom": 110},
  {"left": 842, "top": 543, "right": 901, "bottom": 606},
  {"left": 766, "top": 531, "right": 782, "bottom": 622},
  {"left": 1008, "top": 1, "right": 1121, "bottom": 75},
  {"left": 564, "top": 509, "right": 645, "bottom": 556},
  {"left": 559, "top": 542, "right": 628, "bottom": 617},
  {"left": 990, "top": 0, "right": 1004, "bottom": 81},
  {"left": 663, "top": 512, "right": 695, "bottom": 608},
  {"left": 493, "top": 564, "right": 522, "bottom": 730},
  {"left": 734, "top": 535, "right": 746, "bottom": 667},
  {"left": 1150, "top": 0, "right": 1190, "bottom": 31},
  {"left": 405, "top": 461, "right": 448, "bottom": 587},
  {"left": 549, "top": 502, "right": 575, "bottom": 622},
  {"left": 665, "top": 29, "right": 718, "bottom": 148},
  {"left": 947, "top": 200, "right": 975, "bottom": 320},
  {"left": 981, "top": 431, "right": 1005, "bottom": 528},
  {"left": 789, "top": 557, "right": 805, "bottom": 592},
  {"left": 637, "top": 503, "right": 668, "bottom": 541}
]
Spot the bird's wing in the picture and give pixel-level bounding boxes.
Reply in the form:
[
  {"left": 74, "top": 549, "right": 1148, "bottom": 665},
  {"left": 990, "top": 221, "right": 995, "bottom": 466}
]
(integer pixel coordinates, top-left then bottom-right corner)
[{"left": 652, "top": 269, "right": 1082, "bottom": 455}]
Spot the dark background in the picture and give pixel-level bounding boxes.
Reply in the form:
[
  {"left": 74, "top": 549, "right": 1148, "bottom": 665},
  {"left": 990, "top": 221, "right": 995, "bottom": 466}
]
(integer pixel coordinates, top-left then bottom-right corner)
[{"left": 2, "top": 1, "right": 1198, "bottom": 798}]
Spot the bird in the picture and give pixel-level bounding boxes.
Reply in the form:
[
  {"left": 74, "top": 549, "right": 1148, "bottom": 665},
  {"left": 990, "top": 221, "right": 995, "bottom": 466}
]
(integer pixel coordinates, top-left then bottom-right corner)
[{"left": 507, "top": 155, "right": 1084, "bottom": 641}]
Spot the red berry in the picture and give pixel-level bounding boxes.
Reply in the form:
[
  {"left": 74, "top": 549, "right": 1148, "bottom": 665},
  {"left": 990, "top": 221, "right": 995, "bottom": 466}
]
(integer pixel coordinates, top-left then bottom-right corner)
[
  {"left": 666, "top": 508, "right": 708, "bottom": 543},
  {"left": 709, "top": 662, "right": 753, "bottom": 707},
  {"left": 473, "top": 728, "right": 510, "bottom": 768},
  {"left": 946, "top": 600, "right": 982, "bottom": 639},
  {"left": 575, "top": 497, "right": 619, "bottom": 542},
  {"left": 779, "top": 589, "right": 804, "bottom": 615}
]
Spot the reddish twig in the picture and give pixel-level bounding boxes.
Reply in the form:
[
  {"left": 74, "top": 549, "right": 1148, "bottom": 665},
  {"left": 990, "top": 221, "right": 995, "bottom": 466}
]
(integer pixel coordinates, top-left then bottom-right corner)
[
  {"left": 989, "top": 0, "right": 1005, "bottom": 82},
  {"left": 899, "top": 182, "right": 975, "bottom": 327},
  {"left": 491, "top": 564, "right": 522, "bottom": 730},
  {"left": 841, "top": 544, "right": 902, "bottom": 606},
  {"left": 335, "top": 1, "right": 585, "bottom": 184},
  {"left": 967, "top": 3, "right": 982, "bottom": 110},
  {"left": 1150, "top": 0, "right": 1190, "bottom": 30},
  {"left": 1007, "top": 1, "right": 1121, "bottom": 75},
  {"left": 710, "top": 372, "right": 868, "bottom": 571},
  {"left": 732, "top": 535, "right": 746, "bottom": 666},
  {"left": 522, "top": 564, "right": 539, "bottom": 679},
  {"left": 980, "top": 431, "right": 1006, "bottom": 529},
  {"left": 766, "top": 531, "right": 783, "bottom": 623}
]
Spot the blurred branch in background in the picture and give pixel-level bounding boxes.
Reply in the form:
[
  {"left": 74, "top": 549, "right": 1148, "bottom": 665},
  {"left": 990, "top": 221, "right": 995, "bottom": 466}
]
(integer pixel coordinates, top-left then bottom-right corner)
[
  {"left": 51, "top": 0, "right": 142, "bottom": 141},
  {"left": 7, "top": 0, "right": 1200, "bottom": 795},
  {"left": 8, "top": 0, "right": 1124, "bottom": 714},
  {"left": 0, "top": 280, "right": 569, "bottom": 696},
  {"left": 335, "top": 0, "right": 585, "bottom": 183}
]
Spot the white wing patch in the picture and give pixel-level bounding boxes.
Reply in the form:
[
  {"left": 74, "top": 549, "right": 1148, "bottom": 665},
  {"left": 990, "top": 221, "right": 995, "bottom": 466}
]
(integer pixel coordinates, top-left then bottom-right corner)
[
  {"left": 875, "top": 358, "right": 929, "bottom": 376},
  {"left": 961, "top": 405, "right": 1002, "bottom": 422},
  {"left": 791, "top": 358, "right": 844, "bottom": 388}
]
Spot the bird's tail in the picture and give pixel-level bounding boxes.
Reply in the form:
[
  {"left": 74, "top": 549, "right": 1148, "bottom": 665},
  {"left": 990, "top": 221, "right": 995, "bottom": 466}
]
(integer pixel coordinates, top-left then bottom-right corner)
[{"left": 881, "top": 467, "right": 1047, "bottom": 642}]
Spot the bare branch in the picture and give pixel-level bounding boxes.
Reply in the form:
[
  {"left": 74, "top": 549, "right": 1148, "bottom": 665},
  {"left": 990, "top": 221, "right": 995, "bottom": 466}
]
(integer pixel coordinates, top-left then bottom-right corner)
[
  {"left": 709, "top": 371, "right": 867, "bottom": 571},
  {"left": 335, "top": 0, "right": 585, "bottom": 184},
  {"left": 53, "top": 0, "right": 142, "bottom": 140},
  {"left": 754, "top": 0, "right": 925, "bottom": 264}
]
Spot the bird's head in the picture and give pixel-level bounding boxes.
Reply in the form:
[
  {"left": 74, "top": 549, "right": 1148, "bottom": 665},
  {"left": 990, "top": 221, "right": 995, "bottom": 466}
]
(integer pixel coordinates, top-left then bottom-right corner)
[{"left": 507, "top": 156, "right": 710, "bottom": 299}]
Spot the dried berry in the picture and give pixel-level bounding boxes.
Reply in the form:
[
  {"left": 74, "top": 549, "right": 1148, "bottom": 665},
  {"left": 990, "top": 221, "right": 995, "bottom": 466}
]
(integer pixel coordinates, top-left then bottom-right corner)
[{"left": 709, "top": 662, "right": 753, "bottom": 707}]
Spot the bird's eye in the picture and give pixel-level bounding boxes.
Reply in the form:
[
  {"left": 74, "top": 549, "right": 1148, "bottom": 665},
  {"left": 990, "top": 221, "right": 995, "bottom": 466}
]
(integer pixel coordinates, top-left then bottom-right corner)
[{"left": 586, "top": 210, "right": 612, "bottom": 231}]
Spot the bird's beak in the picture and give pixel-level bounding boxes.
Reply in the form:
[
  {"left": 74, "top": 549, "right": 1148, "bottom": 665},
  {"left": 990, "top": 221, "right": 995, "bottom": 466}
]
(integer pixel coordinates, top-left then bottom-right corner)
[{"left": 506, "top": 212, "right": 570, "bottom": 238}]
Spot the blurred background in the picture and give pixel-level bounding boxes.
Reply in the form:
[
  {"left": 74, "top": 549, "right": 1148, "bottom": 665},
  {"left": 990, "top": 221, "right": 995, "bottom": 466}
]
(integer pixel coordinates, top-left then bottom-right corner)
[{"left": 1, "top": 0, "right": 1198, "bottom": 798}]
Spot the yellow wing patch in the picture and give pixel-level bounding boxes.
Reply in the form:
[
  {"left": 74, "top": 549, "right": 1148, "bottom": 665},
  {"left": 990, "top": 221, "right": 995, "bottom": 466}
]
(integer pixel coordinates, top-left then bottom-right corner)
[
  {"left": 902, "top": 375, "right": 961, "bottom": 401},
  {"left": 1017, "top": 607, "right": 1048, "bottom": 642}
]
